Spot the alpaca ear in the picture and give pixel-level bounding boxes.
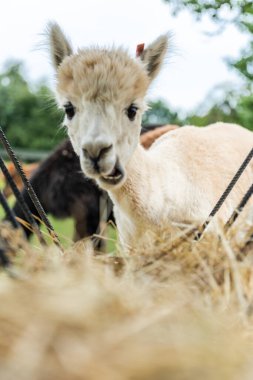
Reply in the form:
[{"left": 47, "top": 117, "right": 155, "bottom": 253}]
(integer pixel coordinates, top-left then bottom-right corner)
[
  {"left": 46, "top": 22, "right": 73, "bottom": 69},
  {"left": 138, "top": 34, "right": 168, "bottom": 81}
]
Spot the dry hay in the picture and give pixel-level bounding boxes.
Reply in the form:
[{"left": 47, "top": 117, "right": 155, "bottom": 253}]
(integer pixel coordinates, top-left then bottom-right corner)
[{"left": 1, "top": 220, "right": 253, "bottom": 380}]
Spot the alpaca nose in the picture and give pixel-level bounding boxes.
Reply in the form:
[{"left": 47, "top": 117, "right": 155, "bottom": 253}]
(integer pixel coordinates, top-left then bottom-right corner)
[{"left": 82, "top": 141, "right": 113, "bottom": 166}]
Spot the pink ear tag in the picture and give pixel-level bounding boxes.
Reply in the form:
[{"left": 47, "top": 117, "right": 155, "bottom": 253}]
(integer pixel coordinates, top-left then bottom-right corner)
[{"left": 136, "top": 43, "right": 145, "bottom": 57}]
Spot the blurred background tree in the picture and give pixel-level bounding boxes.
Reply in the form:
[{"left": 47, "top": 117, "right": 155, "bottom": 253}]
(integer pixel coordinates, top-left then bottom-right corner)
[
  {"left": 0, "top": 60, "right": 64, "bottom": 150},
  {"left": 142, "top": 99, "right": 181, "bottom": 125}
]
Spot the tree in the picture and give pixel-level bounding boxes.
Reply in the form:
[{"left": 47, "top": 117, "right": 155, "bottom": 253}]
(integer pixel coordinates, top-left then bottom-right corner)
[
  {"left": 0, "top": 61, "right": 64, "bottom": 150},
  {"left": 142, "top": 99, "right": 181, "bottom": 126},
  {"left": 184, "top": 83, "right": 253, "bottom": 131},
  {"left": 165, "top": 1, "right": 252, "bottom": 29}
]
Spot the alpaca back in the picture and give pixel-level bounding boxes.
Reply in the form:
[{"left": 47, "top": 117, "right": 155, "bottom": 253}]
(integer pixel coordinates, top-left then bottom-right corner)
[{"left": 149, "top": 122, "right": 253, "bottom": 224}]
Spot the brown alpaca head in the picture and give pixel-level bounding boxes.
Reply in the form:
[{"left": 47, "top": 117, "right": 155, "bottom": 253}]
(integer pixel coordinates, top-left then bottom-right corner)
[{"left": 47, "top": 22, "right": 168, "bottom": 189}]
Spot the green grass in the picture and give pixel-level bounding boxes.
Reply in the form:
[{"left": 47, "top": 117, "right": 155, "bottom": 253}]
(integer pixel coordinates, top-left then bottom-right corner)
[{"left": 33, "top": 216, "right": 75, "bottom": 248}]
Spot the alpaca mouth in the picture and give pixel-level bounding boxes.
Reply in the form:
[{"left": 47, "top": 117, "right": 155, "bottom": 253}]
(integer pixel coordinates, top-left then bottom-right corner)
[{"left": 100, "top": 161, "right": 124, "bottom": 185}]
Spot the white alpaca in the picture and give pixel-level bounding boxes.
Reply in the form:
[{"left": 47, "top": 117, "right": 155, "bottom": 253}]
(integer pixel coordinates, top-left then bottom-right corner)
[{"left": 47, "top": 23, "right": 253, "bottom": 246}]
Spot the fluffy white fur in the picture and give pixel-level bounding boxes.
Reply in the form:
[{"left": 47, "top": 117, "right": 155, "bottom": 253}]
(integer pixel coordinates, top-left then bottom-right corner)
[{"left": 47, "top": 22, "right": 253, "bottom": 247}]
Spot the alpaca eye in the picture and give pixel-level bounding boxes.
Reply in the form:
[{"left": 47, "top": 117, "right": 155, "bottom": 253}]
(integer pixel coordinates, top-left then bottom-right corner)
[
  {"left": 126, "top": 104, "right": 138, "bottom": 121},
  {"left": 64, "top": 102, "right": 75, "bottom": 120}
]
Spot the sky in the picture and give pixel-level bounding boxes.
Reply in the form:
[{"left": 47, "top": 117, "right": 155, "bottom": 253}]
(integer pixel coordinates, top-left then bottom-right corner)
[{"left": 0, "top": 0, "right": 249, "bottom": 113}]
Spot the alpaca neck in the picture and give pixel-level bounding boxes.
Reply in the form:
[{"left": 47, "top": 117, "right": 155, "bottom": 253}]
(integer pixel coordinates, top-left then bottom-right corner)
[
  {"left": 110, "top": 144, "right": 154, "bottom": 215},
  {"left": 108, "top": 144, "right": 164, "bottom": 243}
]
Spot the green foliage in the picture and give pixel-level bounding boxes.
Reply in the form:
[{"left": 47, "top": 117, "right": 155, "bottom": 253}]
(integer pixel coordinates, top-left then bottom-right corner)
[
  {"left": 0, "top": 61, "right": 65, "bottom": 150},
  {"left": 165, "top": 0, "right": 253, "bottom": 28},
  {"left": 227, "top": 41, "right": 253, "bottom": 82},
  {"left": 236, "top": 93, "right": 253, "bottom": 130},
  {"left": 185, "top": 87, "right": 253, "bottom": 131},
  {"left": 142, "top": 99, "right": 181, "bottom": 126}
]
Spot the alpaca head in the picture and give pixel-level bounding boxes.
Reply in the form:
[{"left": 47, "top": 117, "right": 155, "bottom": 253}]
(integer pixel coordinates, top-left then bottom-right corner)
[{"left": 48, "top": 22, "right": 168, "bottom": 188}]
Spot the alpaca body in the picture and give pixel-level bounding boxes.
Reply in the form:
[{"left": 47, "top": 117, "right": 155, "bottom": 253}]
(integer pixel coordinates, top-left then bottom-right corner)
[{"left": 110, "top": 123, "right": 253, "bottom": 244}]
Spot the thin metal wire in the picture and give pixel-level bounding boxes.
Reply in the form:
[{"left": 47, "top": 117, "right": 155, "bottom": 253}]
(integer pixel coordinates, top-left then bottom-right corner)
[
  {"left": 0, "top": 190, "right": 20, "bottom": 229},
  {"left": 0, "top": 127, "right": 63, "bottom": 251},
  {"left": 224, "top": 182, "right": 253, "bottom": 232},
  {"left": 195, "top": 147, "right": 253, "bottom": 241},
  {"left": 0, "top": 155, "right": 46, "bottom": 245}
]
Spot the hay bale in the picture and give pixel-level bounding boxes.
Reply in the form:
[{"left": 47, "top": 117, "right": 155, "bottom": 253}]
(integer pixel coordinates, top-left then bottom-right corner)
[{"left": 0, "top": 223, "right": 253, "bottom": 379}]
